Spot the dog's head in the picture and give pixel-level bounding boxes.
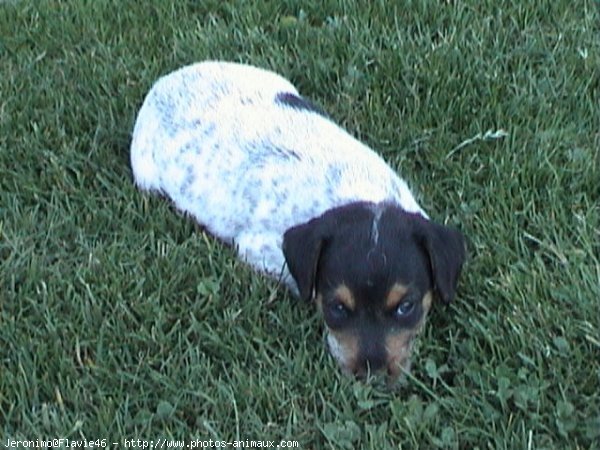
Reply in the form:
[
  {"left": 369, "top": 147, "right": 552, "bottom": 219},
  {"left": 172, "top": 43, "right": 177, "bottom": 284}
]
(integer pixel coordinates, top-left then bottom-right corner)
[{"left": 282, "top": 202, "right": 465, "bottom": 380}]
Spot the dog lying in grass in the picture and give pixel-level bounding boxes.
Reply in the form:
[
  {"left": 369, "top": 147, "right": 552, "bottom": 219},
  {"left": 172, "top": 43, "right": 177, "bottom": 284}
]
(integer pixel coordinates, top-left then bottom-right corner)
[{"left": 130, "top": 61, "right": 466, "bottom": 380}]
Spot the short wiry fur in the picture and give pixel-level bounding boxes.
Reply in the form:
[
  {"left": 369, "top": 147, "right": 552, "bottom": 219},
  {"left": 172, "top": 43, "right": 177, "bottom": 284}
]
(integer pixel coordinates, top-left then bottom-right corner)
[{"left": 131, "top": 61, "right": 465, "bottom": 380}]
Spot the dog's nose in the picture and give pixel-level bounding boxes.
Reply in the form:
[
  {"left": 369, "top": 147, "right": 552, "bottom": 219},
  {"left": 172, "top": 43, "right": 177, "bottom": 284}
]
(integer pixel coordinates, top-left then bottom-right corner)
[{"left": 354, "top": 351, "right": 387, "bottom": 377}]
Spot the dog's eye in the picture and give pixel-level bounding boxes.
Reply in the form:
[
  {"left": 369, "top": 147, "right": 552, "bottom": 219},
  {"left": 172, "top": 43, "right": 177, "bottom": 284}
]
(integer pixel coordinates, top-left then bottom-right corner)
[
  {"left": 395, "top": 299, "right": 415, "bottom": 317},
  {"left": 327, "top": 301, "right": 351, "bottom": 323}
]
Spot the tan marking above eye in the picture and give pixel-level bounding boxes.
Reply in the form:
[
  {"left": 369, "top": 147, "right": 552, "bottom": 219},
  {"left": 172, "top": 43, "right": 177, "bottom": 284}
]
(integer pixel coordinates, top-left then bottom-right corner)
[
  {"left": 385, "top": 283, "right": 409, "bottom": 311},
  {"left": 421, "top": 291, "right": 433, "bottom": 313},
  {"left": 333, "top": 284, "right": 356, "bottom": 311}
]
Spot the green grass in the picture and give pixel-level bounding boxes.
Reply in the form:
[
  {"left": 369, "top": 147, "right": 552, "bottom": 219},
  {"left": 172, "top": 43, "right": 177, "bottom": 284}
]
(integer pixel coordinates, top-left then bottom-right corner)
[{"left": 1, "top": 0, "right": 599, "bottom": 447}]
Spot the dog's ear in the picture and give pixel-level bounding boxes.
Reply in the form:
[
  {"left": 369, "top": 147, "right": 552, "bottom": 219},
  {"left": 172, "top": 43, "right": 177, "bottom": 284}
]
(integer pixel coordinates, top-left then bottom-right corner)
[
  {"left": 419, "top": 222, "right": 466, "bottom": 304},
  {"left": 282, "top": 217, "right": 330, "bottom": 301}
]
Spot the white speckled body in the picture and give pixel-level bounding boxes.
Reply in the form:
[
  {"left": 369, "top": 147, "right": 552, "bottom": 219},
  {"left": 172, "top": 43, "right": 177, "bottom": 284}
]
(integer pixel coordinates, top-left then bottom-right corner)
[{"left": 130, "top": 61, "right": 426, "bottom": 292}]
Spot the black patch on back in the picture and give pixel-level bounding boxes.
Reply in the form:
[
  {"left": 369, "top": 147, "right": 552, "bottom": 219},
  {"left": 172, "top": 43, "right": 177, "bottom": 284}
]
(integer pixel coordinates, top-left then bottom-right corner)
[{"left": 275, "top": 92, "right": 328, "bottom": 117}]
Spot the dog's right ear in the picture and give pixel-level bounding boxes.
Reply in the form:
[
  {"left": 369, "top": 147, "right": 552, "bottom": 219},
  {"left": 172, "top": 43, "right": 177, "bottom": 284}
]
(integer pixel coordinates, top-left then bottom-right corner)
[{"left": 282, "top": 217, "right": 330, "bottom": 301}]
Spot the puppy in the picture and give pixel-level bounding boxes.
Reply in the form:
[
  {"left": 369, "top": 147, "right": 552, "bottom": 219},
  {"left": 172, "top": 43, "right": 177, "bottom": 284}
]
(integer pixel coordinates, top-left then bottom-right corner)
[{"left": 130, "top": 61, "right": 466, "bottom": 379}]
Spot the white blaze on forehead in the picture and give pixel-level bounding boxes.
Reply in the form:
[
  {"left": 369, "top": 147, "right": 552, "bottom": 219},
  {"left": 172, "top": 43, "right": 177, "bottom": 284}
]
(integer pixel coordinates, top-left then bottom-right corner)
[{"left": 369, "top": 202, "right": 387, "bottom": 246}]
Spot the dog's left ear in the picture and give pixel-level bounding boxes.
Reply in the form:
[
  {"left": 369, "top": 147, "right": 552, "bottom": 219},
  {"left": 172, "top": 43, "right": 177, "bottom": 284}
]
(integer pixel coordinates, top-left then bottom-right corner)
[
  {"left": 282, "top": 217, "right": 330, "bottom": 302},
  {"left": 419, "top": 222, "right": 466, "bottom": 304}
]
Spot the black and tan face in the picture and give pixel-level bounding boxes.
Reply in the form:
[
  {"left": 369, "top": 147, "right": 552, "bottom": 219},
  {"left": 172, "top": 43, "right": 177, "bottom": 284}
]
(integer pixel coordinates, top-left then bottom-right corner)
[{"left": 283, "top": 202, "right": 466, "bottom": 380}]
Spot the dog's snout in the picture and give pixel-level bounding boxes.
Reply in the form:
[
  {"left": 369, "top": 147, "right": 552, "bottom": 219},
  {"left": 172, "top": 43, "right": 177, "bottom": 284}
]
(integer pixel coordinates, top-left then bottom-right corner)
[
  {"left": 355, "top": 356, "right": 386, "bottom": 377},
  {"left": 353, "top": 340, "right": 387, "bottom": 376}
]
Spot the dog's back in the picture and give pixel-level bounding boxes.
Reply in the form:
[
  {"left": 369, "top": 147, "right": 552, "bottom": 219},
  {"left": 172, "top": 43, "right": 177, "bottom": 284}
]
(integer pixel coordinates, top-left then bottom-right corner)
[{"left": 130, "top": 61, "right": 423, "bottom": 280}]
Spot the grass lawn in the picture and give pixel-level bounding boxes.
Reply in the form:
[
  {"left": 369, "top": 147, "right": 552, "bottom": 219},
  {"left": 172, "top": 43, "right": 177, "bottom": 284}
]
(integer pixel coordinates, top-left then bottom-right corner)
[{"left": 1, "top": 0, "right": 599, "bottom": 447}]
